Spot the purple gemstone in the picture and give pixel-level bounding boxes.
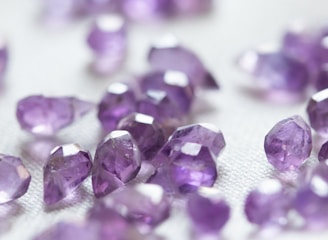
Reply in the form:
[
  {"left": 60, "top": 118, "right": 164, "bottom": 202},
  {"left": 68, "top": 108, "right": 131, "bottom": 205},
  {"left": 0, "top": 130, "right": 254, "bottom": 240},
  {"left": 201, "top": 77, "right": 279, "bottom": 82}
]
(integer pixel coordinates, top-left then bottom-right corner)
[
  {"left": 98, "top": 82, "right": 137, "bottom": 132},
  {"left": 87, "top": 14, "right": 126, "bottom": 74},
  {"left": 43, "top": 0, "right": 82, "bottom": 22},
  {"left": 306, "top": 89, "right": 328, "bottom": 136},
  {"left": 148, "top": 35, "right": 218, "bottom": 89},
  {"left": 187, "top": 187, "right": 230, "bottom": 235},
  {"left": 0, "top": 154, "right": 31, "bottom": 204},
  {"left": 0, "top": 37, "right": 8, "bottom": 81},
  {"left": 118, "top": 113, "right": 165, "bottom": 160},
  {"left": 264, "top": 115, "right": 312, "bottom": 171},
  {"left": 121, "top": 0, "right": 172, "bottom": 21},
  {"left": 237, "top": 47, "right": 310, "bottom": 93},
  {"left": 319, "top": 141, "right": 328, "bottom": 162},
  {"left": 81, "top": 0, "right": 118, "bottom": 15},
  {"left": 43, "top": 144, "right": 92, "bottom": 205},
  {"left": 172, "top": 0, "right": 212, "bottom": 15},
  {"left": 294, "top": 163, "right": 328, "bottom": 228},
  {"left": 315, "top": 64, "right": 328, "bottom": 91},
  {"left": 140, "top": 71, "right": 194, "bottom": 114},
  {"left": 245, "top": 179, "right": 291, "bottom": 227},
  {"left": 16, "top": 95, "right": 94, "bottom": 136}
]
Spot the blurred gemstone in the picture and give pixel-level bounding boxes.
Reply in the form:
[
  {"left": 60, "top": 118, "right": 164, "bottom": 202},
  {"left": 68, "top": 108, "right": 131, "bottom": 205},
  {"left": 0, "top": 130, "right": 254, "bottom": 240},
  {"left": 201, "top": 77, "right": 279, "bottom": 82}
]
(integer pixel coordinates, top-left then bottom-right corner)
[
  {"left": 307, "top": 89, "right": 328, "bottom": 136},
  {"left": 43, "top": 0, "right": 82, "bottom": 22},
  {"left": 43, "top": 144, "right": 92, "bottom": 205},
  {"left": 315, "top": 64, "right": 328, "bottom": 91},
  {"left": 245, "top": 179, "right": 291, "bottom": 227},
  {"left": 237, "top": 47, "right": 310, "bottom": 93},
  {"left": 187, "top": 187, "right": 230, "bottom": 234},
  {"left": 140, "top": 71, "right": 194, "bottom": 114},
  {"left": 98, "top": 82, "right": 137, "bottom": 132},
  {"left": 81, "top": 0, "right": 118, "bottom": 15},
  {"left": 0, "top": 154, "right": 31, "bottom": 204},
  {"left": 118, "top": 113, "right": 165, "bottom": 160},
  {"left": 148, "top": 35, "right": 218, "bottom": 89},
  {"left": 319, "top": 141, "right": 328, "bottom": 162},
  {"left": 0, "top": 37, "right": 8, "bottom": 81},
  {"left": 172, "top": 0, "right": 212, "bottom": 15},
  {"left": 16, "top": 95, "right": 94, "bottom": 136},
  {"left": 264, "top": 115, "right": 312, "bottom": 171}
]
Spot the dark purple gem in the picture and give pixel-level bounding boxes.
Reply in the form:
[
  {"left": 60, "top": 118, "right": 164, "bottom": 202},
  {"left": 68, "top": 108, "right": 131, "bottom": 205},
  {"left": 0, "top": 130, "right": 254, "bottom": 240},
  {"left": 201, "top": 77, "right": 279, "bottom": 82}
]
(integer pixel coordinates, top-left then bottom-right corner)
[
  {"left": 307, "top": 89, "right": 328, "bottom": 136},
  {"left": 0, "top": 37, "right": 8, "bottom": 81},
  {"left": 319, "top": 141, "right": 328, "bottom": 162},
  {"left": 315, "top": 65, "right": 328, "bottom": 91}
]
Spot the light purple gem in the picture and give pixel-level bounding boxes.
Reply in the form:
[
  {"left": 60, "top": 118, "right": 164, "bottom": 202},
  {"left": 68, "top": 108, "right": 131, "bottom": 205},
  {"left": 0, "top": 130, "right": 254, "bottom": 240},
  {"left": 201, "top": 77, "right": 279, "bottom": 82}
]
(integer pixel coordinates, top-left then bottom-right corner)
[
  {"left": 245, "top": 179, "right": 291, "bottom": 227},
  {"left": 121, "top": 0, "right": 172, "bottom": 21},
  {"left": 294, "top": 163, "right": 328, "bottom": 228},
  {"left": 43, "top": 0, "right": 82, "bottom": 22},
  {"left": 237, "top": 47, "right": 310, "bottom": 93},
  {"left": 118, "top": 113, "right": 165, "bottom": 160},
  {"left": 307, "top": 89, "right": 328, "bottom": 136},
  {"left": 319, "top": 141, "right": 328, "bottom": 162},
  {"left": 187, "top": 187, "right": 230, "bottom": 235},
  {"left": 315, "top": 64, "right": 328, "bottom": 91},
  {"left": 0, "top": 37, "right": 8, "bottom": 81},
  {"left": 87, "top": 14, "right": 126, "bottom": 75},
  {"left": 140, "top": 71, "right": 194, "bottom": 114},
  {"left": 80, "top": 0, "right": 118, "bottom": 15},
  {"left": 264, "top": 115, "right": 312, "bottom": 171},
  {"left": 0, "top": 154, "right": 31, "bottom": 204},
  {"left": 98, "top": 82, "right": 137, "bottom": 132},
  {"left": 16, "top": 95, "right": 94, "bottom": 136},
  {"left": 43, "top": 144, "right": 92, "bottom": 205},
  {"left": 148, "top": 35, "right": 219, "bottom": 89},
  {"left": 172, "top": 0, "right": 212, "bottom": 15}
]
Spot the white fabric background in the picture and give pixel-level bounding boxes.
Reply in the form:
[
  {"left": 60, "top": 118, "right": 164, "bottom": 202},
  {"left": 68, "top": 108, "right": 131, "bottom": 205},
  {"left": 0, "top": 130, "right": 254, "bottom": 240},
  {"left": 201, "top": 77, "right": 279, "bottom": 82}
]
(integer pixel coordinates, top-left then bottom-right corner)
[{"left": 1, "top": 0, "right": 328, "bottom": 239}]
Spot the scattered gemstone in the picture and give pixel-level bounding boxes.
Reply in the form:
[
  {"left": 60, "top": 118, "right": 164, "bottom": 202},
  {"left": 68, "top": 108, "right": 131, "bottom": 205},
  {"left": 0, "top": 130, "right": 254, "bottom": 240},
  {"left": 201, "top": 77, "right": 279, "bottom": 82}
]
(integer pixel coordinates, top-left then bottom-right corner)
[
  {"left": 118, "top": 113, "right": 165, "bottom": 160},
  {"left": 244, "top": 179, "right": 291, "bottom": 227},
  {"left": 187, "top": 187, "right": 230, "bottom": 235},
  {"left": 16, "top": 95, "right": 94, "bottom": 136},
  {"left": 0, "top": 36, "right": 8, "bottom": 81},
  {"left": 307, "top": 89, "right": 328, "bottom": 136},
  {"left": 0, "top": 154, "right": 31, "bottom": 204},
  {"left": 264, "top": 115, "right": 312, "bottom": 171},
  {"left": 172, "top": 0, "right": 212, "bottom": 15},
  {"left": 315, "top": 64, "right": 328, "bottom": 91},
  {"left": 319, "top": 141, "right": 328, "bottom": 162},
  {"left": 43, "top": 144, "right": 92, "bottom": 205},
  {"left": 81, "top": 0, "right": 118, "bottom": 15},
  {"left": 98, "top": 82, "right": 137, "bottom": 132},
  {"left": 148, "top": 35, "right": 218, "bottom": 89},
  {"left": 43, "top": 0, "right": 82, "bottom": 23}
]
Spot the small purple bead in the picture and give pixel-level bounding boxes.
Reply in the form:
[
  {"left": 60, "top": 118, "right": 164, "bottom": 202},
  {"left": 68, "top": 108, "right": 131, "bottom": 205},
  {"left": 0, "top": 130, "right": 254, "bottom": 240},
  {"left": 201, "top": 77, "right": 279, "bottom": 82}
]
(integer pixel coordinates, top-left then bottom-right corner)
[
  {"left": 187, "top": 187, "right": 230, "bottom": 235},
  {"left": 245, "top": 179, "right": 291, "bottom": 227},
  {"left": 307, "top": 89, "right": 328, "bottom": 136},
  {"left": 172, "top": 0, "right": 212, "bottom": 15},
  {"left": 98, "top": 82, "right": 137, "bottom": 132},
  {"left": 237, "top": 47, "right": 310, "bottom": 93},
  {"left": 264, "top": 115, "right": 312, "bottom": 171},
  {"left": 315, "top": 64, "right": 328, "bottom": 91},
  {"left": 148, "top": 35, "right": 218, "bottom": 89},
  {"left": 16, "top": 95, "right": 94, "bottom": 136},
  {"left": 0, "top": 37, "right": 8, "bottom": 81},
  {"left": 118, "top": 113, "right": 165, "bottom": 160},
  {"left": 0, "top": 154, "right": 31, "bottom": 204},
  {"left": 43, "top": 144, "right": 92, "bottom": 205},
  {"left": 319, "top": 141, "right": 328, "bottom": 162}
]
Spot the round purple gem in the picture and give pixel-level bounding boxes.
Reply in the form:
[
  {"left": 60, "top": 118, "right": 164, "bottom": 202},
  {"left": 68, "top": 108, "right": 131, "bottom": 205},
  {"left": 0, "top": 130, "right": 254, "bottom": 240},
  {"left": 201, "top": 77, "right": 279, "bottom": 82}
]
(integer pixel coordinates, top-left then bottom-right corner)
[
  {"left": 0, "top": 154, "right": 31, "bottom": 204},
  {"left": 43, "top": 144, "right": 92, "bottom": 205},
  {"left": 0, "top": 37, "right": 8, "bottom": 81},
  {"left": 245, "top": 179, "right": 291, "bottom": 227},
  {"left": 264, "top": 115, "right": 312, "bottom": 171},
  {"left": 307, "top": 89, "right": 328, "bottom": 136},
  {"left": 315, "top": 64, "right": 328, "bottom": 91},
  {"left": 98, "top": 82, "right": 137, "bottom": 132},
  {"left": 319, "top": 141, "right": 328, "bottom": 162},
  {"left": 187, "top": 187, "right": 230, "bottom": 234}
]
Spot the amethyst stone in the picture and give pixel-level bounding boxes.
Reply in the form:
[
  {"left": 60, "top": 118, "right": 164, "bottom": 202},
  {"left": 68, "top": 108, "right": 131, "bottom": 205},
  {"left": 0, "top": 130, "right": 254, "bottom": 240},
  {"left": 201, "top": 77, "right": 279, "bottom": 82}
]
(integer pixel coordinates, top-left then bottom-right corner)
[
  {"left": 245, "top": 179, "right": 291, "bottom": 227},
  {"left": 315, "top": 65, "right": 328, "bottom": 91},
  {"left": 237, "top": 47, "right": 310, "bottom": 93},
  {"left": 140, "top": 71, "right": 194, "bottom": 114},
  {"left": 43, "top": 144, "right": 92, "bottom": 205},
  {"left": 187, "top": 187, "right": 230, "bottom": 234},
  {"left": 172, "top": 0, "right": 212, "bottom": 15},
  {"left": 0, "top": 154, "right": 31, "bottom": 204},
  {"left": 118, "top": 113, "right": 165, "bottom": 160},
  {"left": 0, "top": 37, "right": 8, "bottom": 81},
  {"left": 307, "top": 89, "right": 328, "bottom": 136},
  {"left": 264, "top": 115, "right": 312, "bottom": 171},
  {"left": 319, "top": 141, "right": 328, "bottom": 162},
  {"left": 98, "top": 82, "right": 137, "bottom": 132},
  {"left": 148, "top": 35, "right": 218, "bottom": 89},
  {"left": 16, "top": 95, "right": 94, "bottom": 136},
  {"left": 43, "top": 0, "right": 82, "bottom": 22}
]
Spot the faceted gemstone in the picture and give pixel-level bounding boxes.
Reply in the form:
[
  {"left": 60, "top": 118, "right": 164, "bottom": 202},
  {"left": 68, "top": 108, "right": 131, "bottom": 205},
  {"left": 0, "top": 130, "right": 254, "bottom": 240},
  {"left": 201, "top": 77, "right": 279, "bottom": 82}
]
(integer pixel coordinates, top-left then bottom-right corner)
[
  {"left": 0, "top": 154, "right": 31, "bottom": 204},
  {"left": 0, "top": 37, "right": 8, "bottom": 81},
  {"left": 118, "top": 113, "right": 165, "bottom": 160},
  {"left": 319, "top": 141, "right": 328, "bottom": 162},
  {"left": 43, "top": 144, "right": 92, "bottom": 205},
  {"left": 244, "top": 179, "right": 291, "bottom": 227},
  {"left": 264, "top": 115, "right": 312, "bottom": 171},
  {"left": 87, "top": 14, "right": 126, "bottom": 74},
  {"left": 294, "top": 163, "right": 328, "bottom": 228},
  {"left": 237, "top": 47, "right": 310, "bottom": 93},
  {"left": 187, "top": 187, "right": 230, "bottom": 234},
  {"left": 148, "top": 35, "right": 219, "bottom": 89},
  {"left": 140, "top": 71, "right": 194, "bottom": 114},
  {"left": 172, "top": 0, "right": 212, "bottom": 15},
  {"left": 16, "top": 95, "right": 94, "bottom": 136},
  {"left": 315, "top": 64, "right": 328, "bottom": 91},
  {"left": 98, "top": 82, "right": 137, "bottom": 132},
  {"left": 307, "top": 89, "right": 328, "bottom": 136},
  {"left": 121, "top": 0, "right": 172, "bottom": 21}
]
